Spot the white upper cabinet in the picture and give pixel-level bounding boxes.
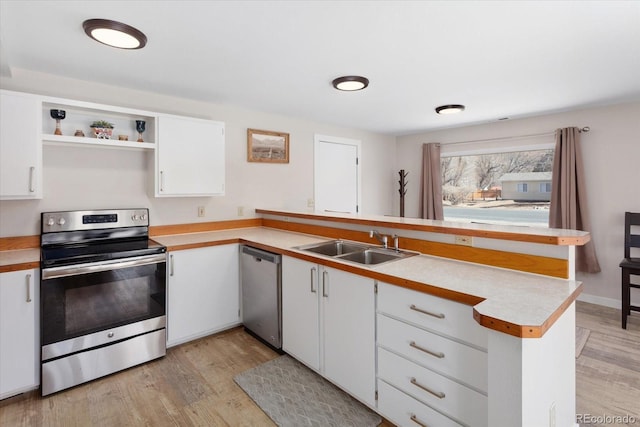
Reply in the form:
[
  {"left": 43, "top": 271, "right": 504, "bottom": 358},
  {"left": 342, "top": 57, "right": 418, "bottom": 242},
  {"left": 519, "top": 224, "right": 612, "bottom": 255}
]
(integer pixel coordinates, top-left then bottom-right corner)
[
  {"left": 0, "top": 90, "right": 42, "bottom": 199},
  {"left": 156, "top": 115, "right": 225, "bottom": 197}
]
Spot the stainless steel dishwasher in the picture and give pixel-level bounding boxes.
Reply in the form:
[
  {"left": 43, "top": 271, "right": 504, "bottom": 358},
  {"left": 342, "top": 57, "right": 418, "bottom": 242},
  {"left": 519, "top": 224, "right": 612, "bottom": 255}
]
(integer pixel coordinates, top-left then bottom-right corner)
[{"left": 240, "top": 245, "right": 282, "bottom": 350}]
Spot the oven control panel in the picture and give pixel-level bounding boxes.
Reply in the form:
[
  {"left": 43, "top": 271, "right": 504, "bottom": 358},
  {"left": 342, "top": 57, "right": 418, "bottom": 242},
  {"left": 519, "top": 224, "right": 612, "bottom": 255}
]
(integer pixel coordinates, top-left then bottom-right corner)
[{"left": 42, "top": 209, "right": 150, "bottom": 232}]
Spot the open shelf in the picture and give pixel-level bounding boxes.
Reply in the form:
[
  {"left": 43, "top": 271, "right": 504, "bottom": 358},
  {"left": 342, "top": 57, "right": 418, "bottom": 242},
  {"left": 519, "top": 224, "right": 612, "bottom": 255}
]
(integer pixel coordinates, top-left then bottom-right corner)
[{"left": 42, "top": 134, "right": 155, "bottom": 151}]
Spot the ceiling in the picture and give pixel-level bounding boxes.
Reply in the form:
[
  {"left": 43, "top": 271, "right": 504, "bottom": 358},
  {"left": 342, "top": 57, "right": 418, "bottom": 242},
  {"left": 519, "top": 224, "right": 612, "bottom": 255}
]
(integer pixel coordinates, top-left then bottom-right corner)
[{"left": 1, "top": 1, "right": 639, "bottom": 136}]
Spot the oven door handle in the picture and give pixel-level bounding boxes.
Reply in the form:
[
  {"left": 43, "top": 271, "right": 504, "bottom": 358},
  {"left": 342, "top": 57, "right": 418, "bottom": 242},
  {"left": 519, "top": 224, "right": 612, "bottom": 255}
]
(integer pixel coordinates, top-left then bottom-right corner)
[{"left": 42, "top": 254, "right": 166, "bottom": 280}]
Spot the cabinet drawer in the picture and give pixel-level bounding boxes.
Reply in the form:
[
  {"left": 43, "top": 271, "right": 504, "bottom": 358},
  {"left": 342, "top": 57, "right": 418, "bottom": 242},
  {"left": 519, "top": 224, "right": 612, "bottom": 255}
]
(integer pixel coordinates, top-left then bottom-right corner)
[
  {"left": 377, "top": 380, "right": 462, "bottom": 427},
  {"left": 378, "top": 348, "right": 487, "bottom": 427},
  {"left": 377, "top": 282, "right": 487, "bottom": 349},
  {"left": 378, "top": 314, "right": 487, "bottom": 393}
]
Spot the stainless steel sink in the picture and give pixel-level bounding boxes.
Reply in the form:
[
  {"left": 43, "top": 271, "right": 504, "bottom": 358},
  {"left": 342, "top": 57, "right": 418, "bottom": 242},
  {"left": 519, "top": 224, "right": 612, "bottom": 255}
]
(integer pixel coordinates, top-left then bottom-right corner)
[
  {"left": 295, "top": 240, "right": 369, "bottom": 257},
  {"left": 295, "top": 239, "right": 418, "bottom": 266},
  {"left": 337, "top": 248, "right": 415, "bottom": 265}
]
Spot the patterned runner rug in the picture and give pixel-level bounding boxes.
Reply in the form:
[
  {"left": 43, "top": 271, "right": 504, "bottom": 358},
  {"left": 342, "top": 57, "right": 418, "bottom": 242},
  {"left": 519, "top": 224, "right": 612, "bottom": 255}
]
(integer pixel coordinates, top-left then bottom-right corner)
[{"left": 234, "top": 355, "right": 381, "bottom": 427}]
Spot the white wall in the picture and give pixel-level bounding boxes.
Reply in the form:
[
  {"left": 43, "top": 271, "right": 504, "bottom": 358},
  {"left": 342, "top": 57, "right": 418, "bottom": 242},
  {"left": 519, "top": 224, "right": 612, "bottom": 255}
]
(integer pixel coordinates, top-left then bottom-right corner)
[
  {"left": 396, "top": 102, "right": 640, "bottom": 305},
  {"left": 0, "top": 68, "right": 396, "bottom": 236}
]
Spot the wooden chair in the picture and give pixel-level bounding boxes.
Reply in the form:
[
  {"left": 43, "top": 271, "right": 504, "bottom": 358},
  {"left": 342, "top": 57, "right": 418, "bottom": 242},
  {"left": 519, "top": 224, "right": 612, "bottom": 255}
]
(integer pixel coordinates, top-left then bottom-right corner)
[{"left": 621, "top": 212, "right": 640, "bottom": 329}]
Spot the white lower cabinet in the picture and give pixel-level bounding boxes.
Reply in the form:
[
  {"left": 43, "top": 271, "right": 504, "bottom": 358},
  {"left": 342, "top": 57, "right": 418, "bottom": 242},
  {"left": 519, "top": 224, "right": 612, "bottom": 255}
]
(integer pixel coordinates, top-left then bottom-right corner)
[
  {"left": 0, "top": 269, "right": 39, "bottom": 399},
  {"left": 376, "top": 282, "right": 488, "bottom": 427},
  {"left": 282, "top": 256, "right": 376, "bottom": 407},
  {"left": 378, "top": 380, "right": 461, "bottom": 427},
  {"left": 167, "top": 244, "right": 240, "bottom": 347}
]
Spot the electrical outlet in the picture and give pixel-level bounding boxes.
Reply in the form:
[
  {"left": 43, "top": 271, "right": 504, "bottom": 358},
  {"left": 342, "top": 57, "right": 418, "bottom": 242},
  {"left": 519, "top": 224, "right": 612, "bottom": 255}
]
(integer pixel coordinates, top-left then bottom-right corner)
[
  {"left": 307, "top": 198, "right": 315, "bottom": 208},
  {"left": 237, "top": 206, "right": 244, "bottom": 217},
  {"left": 455, "top": 235, "right": 473, "bottom": 246},
  {"left": 197, "top": 206, "right": 205, "bottom": 217}
]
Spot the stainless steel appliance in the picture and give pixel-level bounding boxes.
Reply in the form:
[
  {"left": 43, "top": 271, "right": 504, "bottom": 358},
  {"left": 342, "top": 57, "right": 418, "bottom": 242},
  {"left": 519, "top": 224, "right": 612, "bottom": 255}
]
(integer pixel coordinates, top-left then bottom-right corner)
[
  {"left": 240, "top": 245, "right": 282, "bottom": 350},
  {"left": 40, "top": 208, "right": 167, "bottom": 396}
]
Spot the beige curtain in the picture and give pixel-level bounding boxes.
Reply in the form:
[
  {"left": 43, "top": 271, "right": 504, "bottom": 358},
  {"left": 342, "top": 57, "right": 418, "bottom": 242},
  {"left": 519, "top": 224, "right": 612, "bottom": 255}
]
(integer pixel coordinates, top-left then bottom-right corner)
[
  {"left": 549, "top": 127, "right": 601, "bottom": 273},
  {"left": 420, "top": 143, "right": 444, "bottom": 220}
]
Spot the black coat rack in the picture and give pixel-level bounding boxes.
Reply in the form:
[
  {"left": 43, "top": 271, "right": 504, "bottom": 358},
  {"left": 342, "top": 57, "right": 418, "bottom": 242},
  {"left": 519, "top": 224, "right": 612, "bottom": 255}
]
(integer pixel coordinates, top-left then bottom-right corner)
[{"left": 398, "top": 169, "right": 408, "bottom": 217}]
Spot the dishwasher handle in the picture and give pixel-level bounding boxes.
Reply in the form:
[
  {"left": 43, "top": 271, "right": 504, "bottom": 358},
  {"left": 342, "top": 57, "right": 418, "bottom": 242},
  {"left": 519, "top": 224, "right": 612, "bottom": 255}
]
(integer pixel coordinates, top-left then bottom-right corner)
[{"left": 241, "top": 245, "right": 281, "bottom": 264}]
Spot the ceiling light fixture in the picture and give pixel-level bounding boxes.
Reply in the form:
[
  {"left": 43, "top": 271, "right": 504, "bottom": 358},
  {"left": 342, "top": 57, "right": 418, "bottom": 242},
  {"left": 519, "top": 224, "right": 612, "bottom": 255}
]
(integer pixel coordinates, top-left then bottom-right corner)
[
  {"left": 83, "top": 19, "right": 147, "bottom": 49},
  {"left": 435, "top": 104, "right": 465, "bottom": 115},
  {"left": 332, "top": 76, "right": 369, "bottom": 91}
]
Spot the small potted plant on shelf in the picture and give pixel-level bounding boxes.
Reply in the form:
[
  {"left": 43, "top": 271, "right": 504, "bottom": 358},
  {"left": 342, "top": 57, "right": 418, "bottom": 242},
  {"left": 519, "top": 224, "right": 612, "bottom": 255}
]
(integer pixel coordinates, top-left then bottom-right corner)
[{"left": 90, "top": 120, "right": 114, "bottom": 139}]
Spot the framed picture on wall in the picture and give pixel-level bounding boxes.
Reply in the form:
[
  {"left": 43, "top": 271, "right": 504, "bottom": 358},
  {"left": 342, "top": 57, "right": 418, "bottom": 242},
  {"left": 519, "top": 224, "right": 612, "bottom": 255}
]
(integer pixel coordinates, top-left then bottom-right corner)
[{"left": 247, "top": 128, "right": 289, "bottom": 163}]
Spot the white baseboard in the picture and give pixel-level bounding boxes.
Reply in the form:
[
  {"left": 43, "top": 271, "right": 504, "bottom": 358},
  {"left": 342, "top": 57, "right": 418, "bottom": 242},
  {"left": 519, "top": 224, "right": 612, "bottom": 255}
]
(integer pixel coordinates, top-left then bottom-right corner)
[{"left": 577, "top": 293, "right": 620, "bottom": 309}]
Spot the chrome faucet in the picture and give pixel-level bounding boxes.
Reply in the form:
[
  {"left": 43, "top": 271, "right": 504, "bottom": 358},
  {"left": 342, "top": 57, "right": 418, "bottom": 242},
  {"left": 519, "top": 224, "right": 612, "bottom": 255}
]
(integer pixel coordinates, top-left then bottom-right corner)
[
  {"left": 370, "top": 230, "right": 388, "bottom": 248},
  {"left": 392, "top": 234, "right": 400, "bottom": 252}
]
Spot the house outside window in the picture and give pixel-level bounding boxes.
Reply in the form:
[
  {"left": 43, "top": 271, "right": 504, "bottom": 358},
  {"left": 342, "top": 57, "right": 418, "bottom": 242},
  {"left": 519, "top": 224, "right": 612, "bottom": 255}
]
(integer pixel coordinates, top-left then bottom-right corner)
[
  {"left": 440, "top": 147, "right": 554, "bottom": 227},
  {"left": 500, "top": 172, "right": 552, "bottom": 201}
]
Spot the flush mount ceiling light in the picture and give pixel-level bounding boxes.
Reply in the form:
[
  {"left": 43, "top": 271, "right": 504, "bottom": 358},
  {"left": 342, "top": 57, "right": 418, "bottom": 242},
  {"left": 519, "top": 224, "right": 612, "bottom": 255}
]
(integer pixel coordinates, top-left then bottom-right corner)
[
  {"left": 332, "top": 76, "right": 369, "bottom": 91},
  {"left": 83, "top": 19, "right": 147, "bottom": 49},
  {"left": 435, "top": 104, "right": 466, "bottom": 115}
]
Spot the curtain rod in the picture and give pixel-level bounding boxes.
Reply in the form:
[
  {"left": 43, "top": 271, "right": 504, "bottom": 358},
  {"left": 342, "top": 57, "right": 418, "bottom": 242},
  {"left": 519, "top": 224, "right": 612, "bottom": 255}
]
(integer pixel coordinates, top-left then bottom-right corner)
[{"left": 440, "top": 126, "right": 590, "bottom": 146}]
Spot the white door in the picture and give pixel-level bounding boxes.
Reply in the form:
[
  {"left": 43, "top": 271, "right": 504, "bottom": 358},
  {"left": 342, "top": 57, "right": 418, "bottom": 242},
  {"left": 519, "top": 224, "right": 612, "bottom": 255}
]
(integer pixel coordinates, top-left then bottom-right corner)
[
  {"left": 314, "top": 135, "right": 360, "bottom": 214},
  {"left": 0, "top": 91, "right": 42, "bottom": 200},
  {"left": 156, "top": 115, "right": 225, "bottom": 196},
  {"left": 282, "top": 256, "right": 320, "bottom": 371},
  {"left": 0, "top": 269, "right": 38, "bottom": 399},
  {"left": 167, "top": 245, "right": 239, "bottom": 347},
  {"left": 321, "top": 266, "right": 376, "bottom": 407}
]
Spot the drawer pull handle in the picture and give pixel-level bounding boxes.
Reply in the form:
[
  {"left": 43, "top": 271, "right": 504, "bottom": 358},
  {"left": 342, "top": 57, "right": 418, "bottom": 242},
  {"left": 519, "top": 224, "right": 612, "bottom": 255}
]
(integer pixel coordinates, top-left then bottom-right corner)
[
  {"left": 410, "top": 414, "right": 430, "bottom": 427},
  {"left": 410, "top": 377, "right": 446, "bottom": 399},
  {"left": 410, "top": 304, "right": 445, "bottom": 319},
  {"left": 410, "top": 341, "right": 445, "bottom": 359}
]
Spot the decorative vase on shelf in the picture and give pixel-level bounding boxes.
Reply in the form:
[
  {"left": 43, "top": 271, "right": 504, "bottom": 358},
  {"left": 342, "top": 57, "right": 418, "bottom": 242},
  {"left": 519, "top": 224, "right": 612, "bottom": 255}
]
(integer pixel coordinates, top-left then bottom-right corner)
[
  {"left": 135, "top": 120, "right": 146, "bottom": 142},
  {"left": 50, "top": 109, "right": 66, "bottom": 135},
  {"left": 90, "top": 120, "right": 114, "bottom": 139}
]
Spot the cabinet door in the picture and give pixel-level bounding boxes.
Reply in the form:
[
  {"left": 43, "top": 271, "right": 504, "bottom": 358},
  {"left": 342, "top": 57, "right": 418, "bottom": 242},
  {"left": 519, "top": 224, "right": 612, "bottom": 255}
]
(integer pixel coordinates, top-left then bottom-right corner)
[
  {"left": 167, "top": 245, "right": 240, "bottom": 347},
  {"left": 0, "top": 269, "right": 39, "bottom": 399},
  {"left": 321, "top": 266, "right": 376, "bottom": 407},
  {"left": 156, "top": 115, "right": 225, "bottom": 196},
  {"left": 0, "top": 91, "right": 42, "bottom": 199},
  {"left": 282, "top": 256, "right": 320, "bottom": 371}
]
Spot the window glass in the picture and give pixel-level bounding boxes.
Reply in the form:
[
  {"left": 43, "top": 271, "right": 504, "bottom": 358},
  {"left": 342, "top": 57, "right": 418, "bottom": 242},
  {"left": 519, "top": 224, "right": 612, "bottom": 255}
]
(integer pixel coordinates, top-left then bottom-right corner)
[
  {"left": 540, "top": 182, "right": 552, "bottom": 193},
  {"left": 441, "top": 149, "right": 554, "bottom": 227}
]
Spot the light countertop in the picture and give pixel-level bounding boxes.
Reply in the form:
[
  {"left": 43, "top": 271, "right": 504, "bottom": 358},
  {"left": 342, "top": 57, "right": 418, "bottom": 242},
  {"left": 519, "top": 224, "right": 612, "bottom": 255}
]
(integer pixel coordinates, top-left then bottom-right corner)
[{"left": 1, "top": 226, "right": 581, "bottom": 338}]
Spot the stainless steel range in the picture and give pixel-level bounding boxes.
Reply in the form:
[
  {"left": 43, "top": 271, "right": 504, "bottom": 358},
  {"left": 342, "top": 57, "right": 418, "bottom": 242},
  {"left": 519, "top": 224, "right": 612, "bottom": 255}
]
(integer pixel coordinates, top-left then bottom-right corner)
[{"left": 40, "top": 208, "right": 167, "bottom": 396}]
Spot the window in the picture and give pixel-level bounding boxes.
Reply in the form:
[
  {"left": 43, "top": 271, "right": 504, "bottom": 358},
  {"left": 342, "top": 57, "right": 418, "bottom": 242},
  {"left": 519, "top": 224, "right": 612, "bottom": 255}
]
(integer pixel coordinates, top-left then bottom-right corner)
[
  {"left": 440, "top": 148, "right": 554, "bottom": 227},
  {"left": 540, "top": 182, "right": 551, "bottom": 193}
]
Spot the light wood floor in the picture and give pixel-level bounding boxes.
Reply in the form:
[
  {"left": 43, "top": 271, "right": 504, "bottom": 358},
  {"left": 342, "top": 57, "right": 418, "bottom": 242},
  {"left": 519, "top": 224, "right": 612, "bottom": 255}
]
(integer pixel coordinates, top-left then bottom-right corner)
[
  {"left": 575, "top": 301, "right": 640, "bottom": 426},
  {"left": 1, "top": 301, "right": 639, "bottom": 426}
]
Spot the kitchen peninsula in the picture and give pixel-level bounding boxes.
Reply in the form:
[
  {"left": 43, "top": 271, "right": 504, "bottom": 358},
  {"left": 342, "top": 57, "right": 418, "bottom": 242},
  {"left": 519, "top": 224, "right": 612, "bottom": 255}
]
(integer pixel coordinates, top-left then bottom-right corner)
[{"left": 1, "top": 209, "right": 589, "bottom": 427}]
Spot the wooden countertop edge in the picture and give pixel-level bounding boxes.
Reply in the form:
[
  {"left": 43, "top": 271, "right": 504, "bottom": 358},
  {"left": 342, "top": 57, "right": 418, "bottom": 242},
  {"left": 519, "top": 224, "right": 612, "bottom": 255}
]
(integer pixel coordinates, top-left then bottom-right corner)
[
  {"left": 164, "top": 238, "right": 241, "bottom": 252},
  {"left": 473, "top": 283, "right": 583, "bottom": 338},
  {"left": 0, "top": 261, "right": 40, "bottom": 273},
  {"left": 256, "top": 209, "right": 591, "bottom": 246}
]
